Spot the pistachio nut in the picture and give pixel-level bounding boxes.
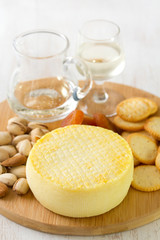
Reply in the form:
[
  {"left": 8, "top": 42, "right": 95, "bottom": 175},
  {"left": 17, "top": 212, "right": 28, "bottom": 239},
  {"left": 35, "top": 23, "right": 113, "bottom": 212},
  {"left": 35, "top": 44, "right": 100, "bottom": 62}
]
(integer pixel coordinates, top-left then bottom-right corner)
[
  {"left": 13, "top": 178, "right": 29, "bottom": 195},
  {"left": 0, "top": 173, "right": 17, "bottom": 186},
  {"left": 7, "top": 122, "right": 27, "bottom": 135},
  {"left": 30, "top": 128, "right": 44, "bottom": 143},
  {"left": 12, "top": 134, "right": 31, "bottom": 146},
  {"left": 41, "top": 128, "right": 49, "bottom": 134},
  {"left": 8, "top": 117, "right": 28, "bottom": 126},
  {"left": 28, "top": 121, "right": 48, "bottom": 130},
  {"left": 0, "top": 148, "right": 10, "bottom": 162},
  {"left": 0, "top": 145, "right": 17, "bottom": 157},
  {"left": 16, "top": 139, "right": 32, "bottom": 156},
  {"left": 9, "top": 165, "right": 26, "bottom": 178},
  {"left": 0, "top": 131, "right": 12, "bottom": 145}
]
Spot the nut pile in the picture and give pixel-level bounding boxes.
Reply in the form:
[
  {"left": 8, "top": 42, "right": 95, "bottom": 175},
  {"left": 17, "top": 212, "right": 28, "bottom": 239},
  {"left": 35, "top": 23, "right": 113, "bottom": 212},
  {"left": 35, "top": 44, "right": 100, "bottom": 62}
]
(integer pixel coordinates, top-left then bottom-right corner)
[{"left": 0, "top": 117, "right": 49, "bottom": 198}]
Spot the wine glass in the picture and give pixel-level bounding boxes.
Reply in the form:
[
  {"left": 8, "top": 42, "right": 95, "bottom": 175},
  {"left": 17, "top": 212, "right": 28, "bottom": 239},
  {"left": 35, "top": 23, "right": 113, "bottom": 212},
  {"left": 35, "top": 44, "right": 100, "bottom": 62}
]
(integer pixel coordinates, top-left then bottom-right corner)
[{"left": 76, "top": 19, "right": 125, "bottom": 117}]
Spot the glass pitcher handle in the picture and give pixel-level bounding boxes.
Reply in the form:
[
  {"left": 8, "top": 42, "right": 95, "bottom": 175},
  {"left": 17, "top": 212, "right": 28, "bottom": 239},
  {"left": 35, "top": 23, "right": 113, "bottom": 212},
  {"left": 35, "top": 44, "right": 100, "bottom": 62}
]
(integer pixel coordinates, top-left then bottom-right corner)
[{"left": 63, "top": 57, "right": 92, "bottom": 101}]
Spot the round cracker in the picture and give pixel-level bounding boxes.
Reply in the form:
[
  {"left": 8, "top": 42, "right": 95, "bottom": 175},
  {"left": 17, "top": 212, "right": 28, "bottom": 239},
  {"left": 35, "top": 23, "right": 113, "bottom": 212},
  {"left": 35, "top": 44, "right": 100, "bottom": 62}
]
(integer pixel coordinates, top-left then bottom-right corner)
[
  {"left": 121, "top": 131, "right": 140, "bottom": 166},
  {"left": 132, "top": 165, "right": 160, "bottom": 192},
  {"left": 143, "top": 98, "right": 158, "bottom": 115},
  {"left": 133, "top": 156, "right": 140, "bottom": 167},
  {"left": 121, "top": 131, "right": 131, "bottom": 139},
  {"left": 113, "top": 116, "right": 145, "bottom": 131},
  {"left": 138, "top": 130, "right": 157, "bottom": 143},
  {"left": 121, "top": 130, "right": 156, "bottom": 142},
  {"left": 144, "top": 117, "right": 160, "bottom": 140},
  {"left": 117, "top": 97, "right": 151, "bottom": 122},
  {"left": 127, "top": 133, "right": 158, "bottom": 164},
  {"left": 155, "top": 153, "right": 160, "bottom": 171}
]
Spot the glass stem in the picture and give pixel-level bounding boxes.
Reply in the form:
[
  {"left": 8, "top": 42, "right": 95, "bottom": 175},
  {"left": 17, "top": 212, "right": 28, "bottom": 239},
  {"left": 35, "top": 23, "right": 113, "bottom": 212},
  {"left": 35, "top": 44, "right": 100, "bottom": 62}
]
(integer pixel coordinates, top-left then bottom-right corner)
[{"left": 92, "top": 81, "right": 109, "bottom": 104}]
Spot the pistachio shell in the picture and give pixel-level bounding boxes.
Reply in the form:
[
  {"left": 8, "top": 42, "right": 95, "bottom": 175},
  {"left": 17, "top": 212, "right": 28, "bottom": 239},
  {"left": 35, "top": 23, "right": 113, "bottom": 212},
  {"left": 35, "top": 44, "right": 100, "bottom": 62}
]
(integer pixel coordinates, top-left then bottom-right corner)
[
  {"left": 12, "top": 134, "right": 31, "bottom": 146},
  {"left": 0, "top": 131, "right": 12, "bottom": 145},
  {"left": 13, "top": 178, "right": 29, "bottom": 195},
  {"left": 0, "top": 148, "right": 10, "bottom": 162},
  {"left": 9, "top": 165, "right": 26, "bottom": 178},
  {"left": 7, "top": 122, "right": 27, "bottom": 135},
  {"left": 17, "top": 139, "right": 32, "bottom": 156},
  {"left": 30, "top": 128, "right": 44, "bottom": 143},
  {"left": 28, "top": 121, "right": 48, "bottom": 130},
  {"left": 0, "top": 173, "right": 17, "bottom": 186},
  {"left": 41, "top": 129, "right": 49, "bottom": 134},
  {"left": 8, "top": 117, "right": 28, "bottom": 126},
  {"left": 0, "top": 145, "right": 17, "bottom": 157}
]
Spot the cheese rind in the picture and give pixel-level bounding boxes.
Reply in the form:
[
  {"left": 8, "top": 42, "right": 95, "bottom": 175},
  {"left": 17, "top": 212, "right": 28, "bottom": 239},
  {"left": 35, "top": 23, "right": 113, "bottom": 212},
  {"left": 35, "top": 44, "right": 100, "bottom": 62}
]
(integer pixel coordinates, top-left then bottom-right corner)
[{"left": 26, "top": 125, "right": 133, "bottom": 217}]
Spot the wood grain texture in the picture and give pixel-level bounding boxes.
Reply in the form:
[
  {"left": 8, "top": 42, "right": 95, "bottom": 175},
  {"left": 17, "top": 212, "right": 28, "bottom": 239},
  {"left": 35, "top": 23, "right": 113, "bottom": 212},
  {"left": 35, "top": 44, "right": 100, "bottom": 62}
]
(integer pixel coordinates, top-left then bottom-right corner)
[{"left": 0, "top": 82, "right": 160, "bottom": 236}]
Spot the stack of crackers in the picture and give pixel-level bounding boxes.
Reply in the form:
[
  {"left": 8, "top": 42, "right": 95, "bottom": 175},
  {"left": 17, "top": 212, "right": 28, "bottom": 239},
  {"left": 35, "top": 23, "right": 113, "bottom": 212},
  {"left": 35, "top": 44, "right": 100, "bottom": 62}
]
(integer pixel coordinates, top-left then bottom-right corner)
[{"left": 113, "top": 97, "right": 160, "bottom": 192}]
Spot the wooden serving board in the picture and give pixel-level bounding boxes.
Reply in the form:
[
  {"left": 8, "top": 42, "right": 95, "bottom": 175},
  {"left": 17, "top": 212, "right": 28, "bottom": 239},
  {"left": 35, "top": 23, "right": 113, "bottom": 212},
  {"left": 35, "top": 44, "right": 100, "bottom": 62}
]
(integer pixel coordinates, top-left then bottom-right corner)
[{"left": 0, "top": 82, "right": 160, "bottom": 236}]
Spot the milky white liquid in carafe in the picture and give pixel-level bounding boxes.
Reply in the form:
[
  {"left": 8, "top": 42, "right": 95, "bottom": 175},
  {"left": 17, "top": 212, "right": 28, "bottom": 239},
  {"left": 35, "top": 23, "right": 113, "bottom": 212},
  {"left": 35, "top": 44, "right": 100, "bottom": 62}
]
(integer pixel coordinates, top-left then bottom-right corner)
[{"left": 77, "top": 42, "right": 125, "bottom": 81}]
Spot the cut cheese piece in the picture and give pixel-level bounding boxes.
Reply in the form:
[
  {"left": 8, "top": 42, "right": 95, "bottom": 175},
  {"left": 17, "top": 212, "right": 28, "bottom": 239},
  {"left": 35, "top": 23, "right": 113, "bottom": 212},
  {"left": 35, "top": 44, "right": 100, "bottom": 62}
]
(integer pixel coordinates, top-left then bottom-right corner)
[{"left": 26, "top": 125, "right": 133, "bottom": 218}]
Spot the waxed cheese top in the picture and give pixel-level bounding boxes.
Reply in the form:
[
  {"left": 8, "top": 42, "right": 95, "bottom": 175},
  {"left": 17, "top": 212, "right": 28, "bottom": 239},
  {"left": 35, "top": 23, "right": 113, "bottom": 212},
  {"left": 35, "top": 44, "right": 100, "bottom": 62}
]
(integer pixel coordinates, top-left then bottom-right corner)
[{"left": 28, "top": 125, "right": 133, "bottom": 190}]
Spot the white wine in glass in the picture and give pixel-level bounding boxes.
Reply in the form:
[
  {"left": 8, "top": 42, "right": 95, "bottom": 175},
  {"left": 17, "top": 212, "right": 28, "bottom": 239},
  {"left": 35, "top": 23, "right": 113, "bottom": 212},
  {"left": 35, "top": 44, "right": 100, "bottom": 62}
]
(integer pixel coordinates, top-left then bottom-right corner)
[{"left": 77, "top": 19, "right": 125, "bottom": 116}]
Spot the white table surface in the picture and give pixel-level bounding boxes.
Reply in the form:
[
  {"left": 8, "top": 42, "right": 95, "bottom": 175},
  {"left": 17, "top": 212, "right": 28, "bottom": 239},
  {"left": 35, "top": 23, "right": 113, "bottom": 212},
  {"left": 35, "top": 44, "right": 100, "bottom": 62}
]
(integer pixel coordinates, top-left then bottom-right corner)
[{"left": 0, "top": 0, "right": 160, "bottom": 239}]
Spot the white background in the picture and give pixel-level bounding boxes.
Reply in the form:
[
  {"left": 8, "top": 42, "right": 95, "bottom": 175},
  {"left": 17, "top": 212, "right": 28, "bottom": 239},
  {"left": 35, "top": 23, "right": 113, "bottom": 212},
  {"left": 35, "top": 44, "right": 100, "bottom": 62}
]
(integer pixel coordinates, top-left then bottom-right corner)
[{"left": 0, "top": 0, "right": 160, "bottom": 239}]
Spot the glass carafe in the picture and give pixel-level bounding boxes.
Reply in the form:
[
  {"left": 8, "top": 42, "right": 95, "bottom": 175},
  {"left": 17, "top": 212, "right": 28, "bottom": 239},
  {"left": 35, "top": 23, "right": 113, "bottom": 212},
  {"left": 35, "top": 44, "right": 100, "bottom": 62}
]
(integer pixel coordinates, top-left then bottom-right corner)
[{"left": 7, "top": 30, "right": 92, "bottom": 122}]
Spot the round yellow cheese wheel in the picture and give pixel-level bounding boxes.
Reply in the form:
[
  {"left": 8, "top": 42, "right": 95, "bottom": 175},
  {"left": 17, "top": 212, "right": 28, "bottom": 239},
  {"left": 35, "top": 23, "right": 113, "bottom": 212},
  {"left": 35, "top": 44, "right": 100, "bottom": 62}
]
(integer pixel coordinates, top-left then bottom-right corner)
[{"left": 26, "top": 125, "right": 133, "bottom": 217}]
